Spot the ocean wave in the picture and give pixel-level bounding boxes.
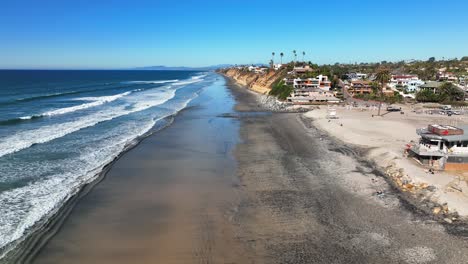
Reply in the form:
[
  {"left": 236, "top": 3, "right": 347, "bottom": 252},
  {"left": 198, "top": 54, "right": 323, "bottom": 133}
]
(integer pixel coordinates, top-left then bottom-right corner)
[
  {"left": 122, "top": 80, "right": 179, "bottom": 85},
  {"left": 40, "top": 91, "right": 132, "bottom": 117},
  {"left": 0, "top": 91, "right": 134, "bottom": 126},
  {"left": 0, "top": 86, "right": 204, "bottom": 259},
  {"left": 173, "top": 79, "right": 203, "bottom": 86},
  {"left": 0, "top": 91, "right": 82, "bottom": 107},
  {"left": 13, "top": 91, "right": 83, "bottom": 103},
  {"left": 191, "top": 74, "right": 207, "bottom": 80},
  {"left": 0, "top": 89, "right": 177, "bottom": 158}
]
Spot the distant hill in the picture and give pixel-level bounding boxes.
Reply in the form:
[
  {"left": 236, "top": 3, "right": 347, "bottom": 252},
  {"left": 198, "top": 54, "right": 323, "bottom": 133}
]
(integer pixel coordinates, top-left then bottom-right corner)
[{"left": 134, "top": 65, "right": 233, "bottom": 71}]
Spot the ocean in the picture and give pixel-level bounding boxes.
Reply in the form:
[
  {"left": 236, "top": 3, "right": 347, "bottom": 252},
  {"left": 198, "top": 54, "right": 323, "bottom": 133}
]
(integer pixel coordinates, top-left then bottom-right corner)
[{"left": 0, "top": 70, "right": 213, "bottom": 258}]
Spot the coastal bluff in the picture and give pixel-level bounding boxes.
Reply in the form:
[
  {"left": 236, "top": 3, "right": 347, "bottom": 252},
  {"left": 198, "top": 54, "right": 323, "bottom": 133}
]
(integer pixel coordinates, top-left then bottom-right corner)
[{"left": 220, "top": 68, "right": 284, "bottom": 95}]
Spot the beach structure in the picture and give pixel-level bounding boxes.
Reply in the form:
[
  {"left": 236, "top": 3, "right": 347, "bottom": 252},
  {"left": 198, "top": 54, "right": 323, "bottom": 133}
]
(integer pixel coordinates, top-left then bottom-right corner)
[
  {"left": 409, "top": 124, "right": 468, "bottom": 170},
  {"left": 287, "top": 88, "right": 340, "bottom": 104}
]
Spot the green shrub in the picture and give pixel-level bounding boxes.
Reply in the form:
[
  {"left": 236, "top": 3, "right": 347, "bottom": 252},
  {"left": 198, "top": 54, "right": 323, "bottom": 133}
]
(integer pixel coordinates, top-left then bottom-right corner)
[{"left": 269, "top": 80, "right": 293, "bottom": 100}]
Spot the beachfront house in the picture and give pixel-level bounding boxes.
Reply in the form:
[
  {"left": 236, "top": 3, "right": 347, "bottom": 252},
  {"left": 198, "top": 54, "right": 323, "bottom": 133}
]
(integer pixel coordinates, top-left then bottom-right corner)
[
  {"left": 409, "top": 125, "right": 468, "bottom": 170},
  {"left": 284, "top": 75, "right": 331, "bottom": 91},
  {"left": 406, "top": 80, "right": 425, "bottom": 92},
  {"left": 348, "top": 80, "right": 372, "bottom": 94},
  {"left": 287, "top": 88, "right": 340, "bottom": 104},
  {"left": 419, "top": 81, "right": 443, "bottom": 93},
  {"left": 390, "top": 75, "right": 421, "bottom": 88}
]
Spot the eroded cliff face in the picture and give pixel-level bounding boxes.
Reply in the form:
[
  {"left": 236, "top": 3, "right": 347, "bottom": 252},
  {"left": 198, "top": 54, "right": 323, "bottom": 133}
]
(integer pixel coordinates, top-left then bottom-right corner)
[{"left": 221, "top": 68, "right": 285, "bottom": 95}]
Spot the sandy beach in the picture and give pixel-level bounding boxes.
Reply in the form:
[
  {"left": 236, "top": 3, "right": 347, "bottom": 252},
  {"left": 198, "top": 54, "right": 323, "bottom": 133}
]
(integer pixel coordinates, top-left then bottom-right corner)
[
  {"left": 20, "top": 75, "right": 468, "bottom": 263},
  {"left": 305, "top": 106, "right": 468, "bottom": 217}
]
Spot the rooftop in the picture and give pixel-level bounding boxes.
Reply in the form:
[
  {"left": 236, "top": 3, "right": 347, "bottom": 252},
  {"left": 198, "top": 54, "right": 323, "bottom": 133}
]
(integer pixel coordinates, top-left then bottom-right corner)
[
  {"left": 419, "top": 81, "right": 442, "bottom": 89},
  {"left": 417, "top": 125, "right": 468, "bottom": 142}
]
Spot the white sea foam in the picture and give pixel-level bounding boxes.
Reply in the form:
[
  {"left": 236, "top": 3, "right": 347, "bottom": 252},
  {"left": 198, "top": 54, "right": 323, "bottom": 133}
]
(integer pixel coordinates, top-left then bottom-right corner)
[
  {"left": 173, "top": 79, "right": 203, "bottom": 86},
  {"left": 18, "top": 91, "right": 133, "bottom": 120},
  {"left": 123, "top": 80, "right": 179, "bottom": 84},
  {"left": 0, "top": 84, "right": 204, "bottom": 259},
  {"left": 0, "top": 117, "right": 159, "bottom": 258},
  {"left": 191, "top": 74, "right": 207, "bottom": 80},
  {"left": 0, "top": 89, "right": 176, "bottom": 158}
]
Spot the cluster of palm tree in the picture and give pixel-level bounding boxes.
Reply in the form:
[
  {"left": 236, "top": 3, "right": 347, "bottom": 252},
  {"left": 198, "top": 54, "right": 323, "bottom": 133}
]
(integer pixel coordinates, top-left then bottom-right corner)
[{"left": 271, "top": 51, "right": 307, "bottom": 65}]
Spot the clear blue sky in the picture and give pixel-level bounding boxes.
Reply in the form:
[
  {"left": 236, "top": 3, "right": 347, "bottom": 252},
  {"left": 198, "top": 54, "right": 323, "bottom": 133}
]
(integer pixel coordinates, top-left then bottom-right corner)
[{"left": 1, "top": 0, "right": 467, "bottom": 69}]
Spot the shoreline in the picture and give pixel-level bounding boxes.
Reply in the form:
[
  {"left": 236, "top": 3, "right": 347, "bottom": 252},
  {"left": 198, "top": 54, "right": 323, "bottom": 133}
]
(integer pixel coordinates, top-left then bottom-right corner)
[
  {"left": 5, "top": 73, "right": 468, "bottom": 263},
  {"left": 29, "top": 76, "right": 254, "bottom": 264},
  {"left": 1, "top": 114, "right": 180, "bottom": 263}
]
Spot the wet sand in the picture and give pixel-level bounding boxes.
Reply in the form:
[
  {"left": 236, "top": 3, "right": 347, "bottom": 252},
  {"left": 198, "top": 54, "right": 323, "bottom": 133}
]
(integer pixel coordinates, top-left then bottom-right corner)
[
  {"left": 32, "top": 78, "right": 255, "bottom": 264},
  {"left": 30, "top": 76, "right": 468, "bottom": 264}
]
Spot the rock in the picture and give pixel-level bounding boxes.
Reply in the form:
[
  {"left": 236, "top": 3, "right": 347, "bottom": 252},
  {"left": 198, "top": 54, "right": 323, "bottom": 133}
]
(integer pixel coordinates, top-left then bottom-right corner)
[
  {"left": 404, "top": 183, "right": 415, "bottom": 190},
  {"left": 443, "top": 218, "right": 453, "bottom": 224},
  {"left": 442, "top": 204, "right": 449, "bottom": 213},
  {"left": 432, "top": 207, "right": 441, "bottom": 215},
  {"left": 419, "top": 183, "right": 429, "bottom": 189}
]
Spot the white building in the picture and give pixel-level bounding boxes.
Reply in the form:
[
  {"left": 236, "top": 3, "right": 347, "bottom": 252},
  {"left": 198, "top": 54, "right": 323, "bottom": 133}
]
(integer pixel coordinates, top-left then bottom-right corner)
[
  {"left": 284, "top": 75, "right": 332, "bottom": 91},
  {"left": 273, "top": 64, "right": 283, "bottom": 70},
  {"left": 346, "top": 72, "right": 368, "bottom": 81},
  {"left": 406, "top": 80, "right": 425, "bottom": 92},
  {"left": 389, "top": 74, "right": 424, "bottom": 92}
]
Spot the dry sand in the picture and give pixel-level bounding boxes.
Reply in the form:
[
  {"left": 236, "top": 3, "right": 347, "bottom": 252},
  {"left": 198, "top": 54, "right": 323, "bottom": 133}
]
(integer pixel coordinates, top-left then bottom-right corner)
[{"left": 305, "top": 106, "right": 468, "bottom": 217}]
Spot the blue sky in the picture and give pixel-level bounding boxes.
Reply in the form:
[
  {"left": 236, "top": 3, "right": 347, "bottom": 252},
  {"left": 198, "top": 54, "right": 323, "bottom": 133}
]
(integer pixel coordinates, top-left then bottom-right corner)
[{"left": 1, "top": 0, "right": 467, "bottom": 69}]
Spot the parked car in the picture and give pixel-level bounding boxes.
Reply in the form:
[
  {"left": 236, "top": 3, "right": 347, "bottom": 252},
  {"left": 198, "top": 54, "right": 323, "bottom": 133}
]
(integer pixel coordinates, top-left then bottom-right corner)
[
  {"left": 447, "top": 110, "right": 461, "bottom": 115},
  {"left": 441, "top": 105, "right": 452, "bottom": 110},
  {"left": 387, "top": 106, "right": 401, "bottom": 112}
]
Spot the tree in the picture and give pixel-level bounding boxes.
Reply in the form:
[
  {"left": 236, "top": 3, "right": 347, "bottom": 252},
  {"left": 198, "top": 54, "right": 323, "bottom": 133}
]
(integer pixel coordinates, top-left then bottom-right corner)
[
  {"left": 427, "top": 57, "right": 436, "bottom": 63},
  {"left": 440, "top": 82, "right": 464, "bottom": 102},
  {"left": 302, "top": 51, "right": 306, "bottom": 62},
  {"left": 280, "top": 52, "right": 284, "bottom": 64},
  {"left": 374, "top": 67, "right": 391, "bottom": 115},
  {"left": 272, "top": 52, "right": 275, "bottom": 65},
  {"left": 269, "top": 80, "right": 293, "bottom": 100},
  {"left": 293, "top": 50, "right": 297, "bottom": 64},
  {"left": 416, "top": 89, "right": 441, "bottom": 102}
]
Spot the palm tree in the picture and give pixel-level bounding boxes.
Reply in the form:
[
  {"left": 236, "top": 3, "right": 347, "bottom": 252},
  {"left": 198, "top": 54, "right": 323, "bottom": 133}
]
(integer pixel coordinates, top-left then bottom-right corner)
[
  {"left": 293, "top": 50, "right": 297, "bottom": 63},
  {"left": 302, "top": 51, "right": 306, "bottom": 62},
  {"left": 272, "top": 52, "right": 275, "bottom": 65},
  {"left": 375, "top": 67, "right": 391, "bottom": 116},
  {"left": 280, "top": 52, "right": 284, "bottom": 64}
]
